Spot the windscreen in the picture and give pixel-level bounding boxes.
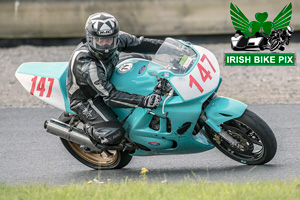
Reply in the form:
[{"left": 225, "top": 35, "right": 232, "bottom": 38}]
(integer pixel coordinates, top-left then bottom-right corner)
[{"left": 150, "top": 38, "right": 197, "bottom": 74}]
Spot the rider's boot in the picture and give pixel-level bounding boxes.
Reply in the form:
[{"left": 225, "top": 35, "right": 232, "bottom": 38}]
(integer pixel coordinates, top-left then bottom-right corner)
[{"left": 84, "top": 124, "right": 125, "bottom": 146}]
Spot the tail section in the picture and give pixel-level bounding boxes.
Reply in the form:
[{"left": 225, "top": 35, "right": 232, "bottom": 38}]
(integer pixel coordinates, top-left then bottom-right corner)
[{"left": 15, "top": 62, "right": 75, "bottom": 114}]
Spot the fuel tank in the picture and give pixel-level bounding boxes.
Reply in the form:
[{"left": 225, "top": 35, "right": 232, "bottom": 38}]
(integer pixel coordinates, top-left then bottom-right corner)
[{"left": 110, "top": 58, "right": 157, "bottom": 96}]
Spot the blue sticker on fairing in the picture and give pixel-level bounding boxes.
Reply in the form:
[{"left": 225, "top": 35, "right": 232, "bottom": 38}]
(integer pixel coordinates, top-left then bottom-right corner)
[{"left": 138, "top": 65, "right": 147, "bottom": 74}]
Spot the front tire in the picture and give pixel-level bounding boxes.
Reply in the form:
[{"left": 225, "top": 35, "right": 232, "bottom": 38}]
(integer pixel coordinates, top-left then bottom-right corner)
[
  {"left": 58, "top": 113, "right": 132, "bottom": 170},
  {"left": 205, "top": 109, "right": 277, "bottom": 165}
]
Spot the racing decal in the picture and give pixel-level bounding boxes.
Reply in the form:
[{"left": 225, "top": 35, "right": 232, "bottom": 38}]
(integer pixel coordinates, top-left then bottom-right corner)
[
  {"left": 118, "top": 63, "right": 133, "bottom": 73},
  {"left": 138, "top": 65, "right": 147, "bottom": 74},
  {"left": 15, "top": 73, "right": 66, "bottom": 111},
  {"left": 148, "top": 142, "right": 161, "bottom": 146},
  {"left": 170, "top": 46, "right": 220, "bottom": 100},
  {"left": 30, "top": 76, "right": 54, "bottom": 97},
  {"left": 179, "top": 55, "right": 193, "bottom": 69}
]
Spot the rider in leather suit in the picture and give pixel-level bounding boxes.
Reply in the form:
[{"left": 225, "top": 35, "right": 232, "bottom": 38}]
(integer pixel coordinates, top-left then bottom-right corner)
[{"left": 67, "top": 13, "right": 163, "bottom": 147}]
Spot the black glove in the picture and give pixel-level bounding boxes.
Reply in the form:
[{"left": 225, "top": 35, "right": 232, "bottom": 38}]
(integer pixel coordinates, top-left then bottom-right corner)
[{"left": 141, "top": 94, "right": 161, "bottom": 109}]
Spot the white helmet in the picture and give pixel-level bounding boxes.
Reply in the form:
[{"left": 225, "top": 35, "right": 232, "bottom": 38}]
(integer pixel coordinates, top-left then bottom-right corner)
[{"left": 286, "top": 26, "right": 294, "bottom": 37}]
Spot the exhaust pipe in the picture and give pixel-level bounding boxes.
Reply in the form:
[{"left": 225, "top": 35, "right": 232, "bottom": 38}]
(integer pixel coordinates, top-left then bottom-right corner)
[{"left": 44, "top": 119, "right": 97, "bottom": 151}]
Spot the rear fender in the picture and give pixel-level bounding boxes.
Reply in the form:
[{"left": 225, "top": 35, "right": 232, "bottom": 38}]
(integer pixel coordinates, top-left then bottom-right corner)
[{"left": 203, "top": 97, "right": 247, "bottom": 132}]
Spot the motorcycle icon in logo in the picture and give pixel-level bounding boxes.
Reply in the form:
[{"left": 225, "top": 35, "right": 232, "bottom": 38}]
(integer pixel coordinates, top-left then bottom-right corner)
[{"left": 231, "top": 26, "right": 293, "bottom": 51}]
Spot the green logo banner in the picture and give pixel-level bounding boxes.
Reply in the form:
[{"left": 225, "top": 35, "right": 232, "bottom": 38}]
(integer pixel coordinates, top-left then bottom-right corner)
[{"left": 224, "top": 53, "right": 295, "bottom": 66}]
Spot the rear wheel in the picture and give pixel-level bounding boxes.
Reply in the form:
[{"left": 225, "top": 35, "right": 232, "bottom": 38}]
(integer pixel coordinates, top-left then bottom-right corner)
[
  {"left": 60, "top": 138, "right": 132, "bottom": 169},
  {"left": 205, "top": 109, "right": 277, "bottom": 165},
  {"left": 58, "top": 113, "right": 132, "bottom": 170}
]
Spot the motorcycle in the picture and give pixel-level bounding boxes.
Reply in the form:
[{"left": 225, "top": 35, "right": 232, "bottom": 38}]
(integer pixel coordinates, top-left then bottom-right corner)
[
  {"left": 267, "top": 26, "right": 294, "bottom": 51},
  {"left": 231, "top": 31, "right": 267, "bottom": 51},
  {"left": 15, "top": 38, "right": 277, "bottom": 169}
]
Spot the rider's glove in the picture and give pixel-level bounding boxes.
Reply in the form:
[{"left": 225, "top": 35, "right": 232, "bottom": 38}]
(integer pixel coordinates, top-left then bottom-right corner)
[{"left": 141, "top": 94, "right": 161, "bottom": 109}]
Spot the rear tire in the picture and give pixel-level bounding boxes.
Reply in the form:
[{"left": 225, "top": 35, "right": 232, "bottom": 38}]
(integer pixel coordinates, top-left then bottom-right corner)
[
  {"left": 269, "top": 40, "right": 280, "bottom": 51},
  {"left": 205, "top": 109, "right": 277, "bottom": 165},
  {"left": 58, "top": 112, "right": 132, "bottom": 170}
]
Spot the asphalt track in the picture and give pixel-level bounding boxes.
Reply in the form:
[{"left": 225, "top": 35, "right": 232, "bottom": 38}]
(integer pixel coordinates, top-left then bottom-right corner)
[{"left": 0, "top": 104, "right": 300, "bottom": 185}]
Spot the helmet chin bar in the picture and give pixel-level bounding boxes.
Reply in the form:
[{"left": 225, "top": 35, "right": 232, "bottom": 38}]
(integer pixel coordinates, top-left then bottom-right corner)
[{"left": 88, "top": 45, "right": 117, "bottom": 60}]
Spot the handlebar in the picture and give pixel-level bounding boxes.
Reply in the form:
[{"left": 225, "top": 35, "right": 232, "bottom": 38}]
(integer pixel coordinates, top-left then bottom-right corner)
[{"left": 147, "top": 88, "right": 174, "bottom": 119}]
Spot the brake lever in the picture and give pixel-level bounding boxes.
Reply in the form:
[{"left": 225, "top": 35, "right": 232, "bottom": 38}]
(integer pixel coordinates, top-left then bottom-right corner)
[{"left": 162, "top": 88, "right": 174, "bottom": 115}]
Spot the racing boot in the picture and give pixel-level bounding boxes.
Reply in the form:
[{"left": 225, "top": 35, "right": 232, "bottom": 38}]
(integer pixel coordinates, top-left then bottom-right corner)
[{"left": 84, "top": 123, "right": 125, "bottom": 146}]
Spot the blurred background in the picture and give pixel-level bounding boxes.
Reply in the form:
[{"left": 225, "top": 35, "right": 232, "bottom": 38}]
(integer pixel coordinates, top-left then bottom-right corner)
[
  {"left": 1, "top": 0, "right": 300, "bottom": 107},
  {"left": 0, "top": 0, "right": 299, "bottom": 46}
]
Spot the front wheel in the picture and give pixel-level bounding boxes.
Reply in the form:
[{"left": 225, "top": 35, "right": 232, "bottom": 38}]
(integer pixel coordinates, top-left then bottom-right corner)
[{"left": 205, "top": 109, "right": 277, "bottom": 165}]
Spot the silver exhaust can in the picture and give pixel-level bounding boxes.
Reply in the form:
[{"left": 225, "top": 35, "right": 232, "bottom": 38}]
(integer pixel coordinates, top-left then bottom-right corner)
[{"left": 44, "top": 119, "right": 97, "bottom": 151}]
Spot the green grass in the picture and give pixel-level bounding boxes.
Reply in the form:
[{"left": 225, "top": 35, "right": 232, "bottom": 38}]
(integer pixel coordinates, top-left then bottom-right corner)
[{"left": 1, "top": 179, "right": 300, "bottom": 200}]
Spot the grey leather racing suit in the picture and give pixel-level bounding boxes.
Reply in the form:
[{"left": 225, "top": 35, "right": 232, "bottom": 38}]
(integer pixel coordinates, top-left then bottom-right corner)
[{"left": 66, "top": 31, "right": 163, "bottom": 146}]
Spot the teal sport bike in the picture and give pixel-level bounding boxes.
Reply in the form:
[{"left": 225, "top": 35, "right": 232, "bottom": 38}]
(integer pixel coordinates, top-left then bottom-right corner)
[{"left": 15, "top": 38, "right": 277, "bottom": 169}]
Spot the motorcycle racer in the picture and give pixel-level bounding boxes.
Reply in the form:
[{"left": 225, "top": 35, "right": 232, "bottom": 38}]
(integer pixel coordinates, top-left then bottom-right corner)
[
  {"left": 66, "top": 12, "right": 162, "bottom": 147},
  {"left": 268, "top": 25, "right": 294, "bottom": 51}
]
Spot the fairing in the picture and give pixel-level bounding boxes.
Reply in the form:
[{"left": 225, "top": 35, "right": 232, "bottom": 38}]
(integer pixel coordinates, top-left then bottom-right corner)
[{"left": 15, "top": 38, "right": 247, "bottom": 156}]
